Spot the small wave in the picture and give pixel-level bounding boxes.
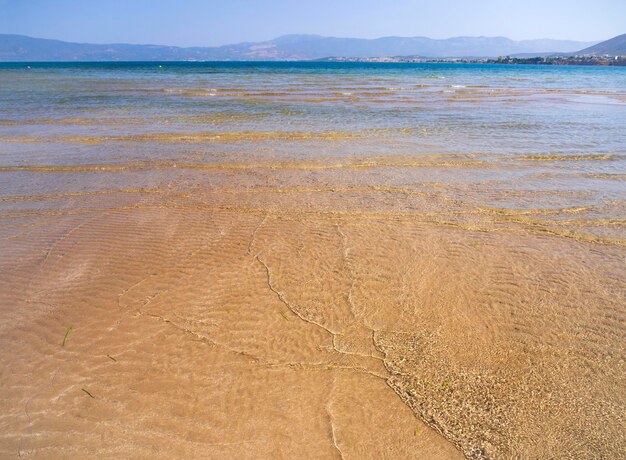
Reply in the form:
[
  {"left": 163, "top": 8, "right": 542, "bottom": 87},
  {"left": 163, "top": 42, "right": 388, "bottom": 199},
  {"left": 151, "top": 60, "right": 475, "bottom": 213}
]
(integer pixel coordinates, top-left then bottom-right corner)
[{"left": 516, "top": 154, "right": 617, "bottom": 162}]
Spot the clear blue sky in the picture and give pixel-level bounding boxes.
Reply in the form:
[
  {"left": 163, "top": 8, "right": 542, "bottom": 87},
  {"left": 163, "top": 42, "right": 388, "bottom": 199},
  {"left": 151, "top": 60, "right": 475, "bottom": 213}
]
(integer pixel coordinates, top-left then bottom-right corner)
[{"left": 1, "top": 0, "right": 624, "bottom": 46}]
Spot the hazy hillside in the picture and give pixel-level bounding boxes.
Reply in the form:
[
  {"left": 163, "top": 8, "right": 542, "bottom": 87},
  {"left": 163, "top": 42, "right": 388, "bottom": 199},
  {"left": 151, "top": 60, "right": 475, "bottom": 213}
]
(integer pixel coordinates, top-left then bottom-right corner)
[
  {"left": 577, "top": 34, "right": 626, "bottom": 55},
  {"left": 0, "top": 34, "right": 598, "bottom": 61},
  {"left": 0, "top": 35, "right": 211, "bottom": 61}
]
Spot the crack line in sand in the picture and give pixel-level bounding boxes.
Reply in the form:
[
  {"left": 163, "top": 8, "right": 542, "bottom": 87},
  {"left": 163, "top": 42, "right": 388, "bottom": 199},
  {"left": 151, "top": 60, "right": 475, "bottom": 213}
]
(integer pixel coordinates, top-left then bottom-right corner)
[
  {"left": 26, "top": 212, "right": 112, "bottom": 295},
  {"left": 263, "top": 361, "right": 386, "bottom": 379},
  {"left": 38, "top": 213, "right": 109, "bottom": 270},
  {"left": 253, "top": 253, "right": 392, "bottom": 388},
  {"left": 326, "top": 377, "right": 346, "bottom": 459},
  {"left": 256, "top": 254, "right": 339, "bottom": 336},
  {"left": 335, "top": 224, "right": 359, "bottom": 322},
  {"left": 318, "top": 334, "right": 384, "bottom": 362},
  {"left": 247, "top": 213, "right": 269, "bottom": 255},
  {"left": 137, "top": 310, "right": 263, "bottom": 363},
  {"left": 135, "top": 309, "right": 386, "bottom": 379},
  {"left": 335, "top": 224, "right": 386, "bottom": 362}
]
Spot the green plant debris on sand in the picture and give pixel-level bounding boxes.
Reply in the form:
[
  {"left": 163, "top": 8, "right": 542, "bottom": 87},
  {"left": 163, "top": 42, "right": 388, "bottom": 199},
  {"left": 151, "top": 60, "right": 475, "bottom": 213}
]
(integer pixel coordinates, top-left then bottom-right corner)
[
  {"left": 280, "top": 311, "right": 291, "bottom": 321},
  {"left": 81, "top": 388, "right": 95, "bottom": 398},
  {"left": 226, "top": 305, "right": 240, "bottom": 314},
  {"left": 415, "top": 425, "right": 420, "bottom": 436},
  {"left": 62, "top": 325, "right": 73, "bottom": 347}
]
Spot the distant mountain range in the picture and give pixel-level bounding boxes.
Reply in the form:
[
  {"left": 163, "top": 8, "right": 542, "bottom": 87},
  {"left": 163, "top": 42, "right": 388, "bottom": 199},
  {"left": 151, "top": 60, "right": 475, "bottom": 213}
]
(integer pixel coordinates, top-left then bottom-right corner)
[{"left": 0, "top": 33, "right": 622, "bottom": 62}]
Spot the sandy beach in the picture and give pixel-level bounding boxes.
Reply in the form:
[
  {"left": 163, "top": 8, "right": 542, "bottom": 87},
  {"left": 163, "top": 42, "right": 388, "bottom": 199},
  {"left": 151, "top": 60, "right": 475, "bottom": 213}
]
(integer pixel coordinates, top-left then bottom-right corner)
[{"left": 1, "top": 62, "right": 625, "bottom": 459}]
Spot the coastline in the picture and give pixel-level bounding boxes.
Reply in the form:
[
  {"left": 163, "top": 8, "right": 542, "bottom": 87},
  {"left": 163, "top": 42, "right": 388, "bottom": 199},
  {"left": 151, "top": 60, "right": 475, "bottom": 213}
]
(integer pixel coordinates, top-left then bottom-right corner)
[{"left": 319, "top": 56, "right": 626, "bottom": 66}]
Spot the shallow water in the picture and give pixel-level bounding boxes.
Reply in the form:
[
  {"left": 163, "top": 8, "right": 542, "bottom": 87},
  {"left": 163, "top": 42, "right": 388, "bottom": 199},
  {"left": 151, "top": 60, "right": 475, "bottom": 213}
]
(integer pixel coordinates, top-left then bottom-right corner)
[{"left": 0, "top": 62, "right": 625, "bottom": 459}]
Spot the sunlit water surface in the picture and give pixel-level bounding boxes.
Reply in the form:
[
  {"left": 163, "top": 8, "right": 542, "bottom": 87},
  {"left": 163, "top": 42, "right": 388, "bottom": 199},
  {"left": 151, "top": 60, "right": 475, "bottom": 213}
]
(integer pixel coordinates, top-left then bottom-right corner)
[{"left": 0, "top": 62, "right": 624, "bottom": 459}]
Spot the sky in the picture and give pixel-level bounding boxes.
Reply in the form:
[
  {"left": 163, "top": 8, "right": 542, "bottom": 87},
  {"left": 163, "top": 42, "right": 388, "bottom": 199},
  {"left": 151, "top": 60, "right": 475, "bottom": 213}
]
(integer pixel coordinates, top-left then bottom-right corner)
[{"left": 1, "top": 0, "right": 624, "bottom": 47}]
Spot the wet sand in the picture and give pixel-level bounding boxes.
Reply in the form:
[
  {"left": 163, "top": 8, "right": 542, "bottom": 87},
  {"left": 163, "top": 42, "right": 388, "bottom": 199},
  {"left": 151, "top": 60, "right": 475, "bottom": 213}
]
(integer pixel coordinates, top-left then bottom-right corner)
[
  {"left": 1, "top": 158, "right": 624, "bottom": 458},
  {"left": 1, "top": 64, "right": 625, "bottom": 458}
]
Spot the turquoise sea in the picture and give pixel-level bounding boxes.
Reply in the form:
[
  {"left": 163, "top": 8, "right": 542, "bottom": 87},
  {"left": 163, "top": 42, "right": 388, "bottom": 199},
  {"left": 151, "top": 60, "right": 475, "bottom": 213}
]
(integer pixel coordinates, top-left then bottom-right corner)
[{"left": 0, "top": 62, "right": 625, "bottom": 239}]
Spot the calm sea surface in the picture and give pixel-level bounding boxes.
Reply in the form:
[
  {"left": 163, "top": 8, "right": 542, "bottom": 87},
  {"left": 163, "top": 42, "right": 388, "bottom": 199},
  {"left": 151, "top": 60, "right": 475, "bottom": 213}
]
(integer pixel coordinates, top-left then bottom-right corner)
[{"left": 1, "top": 62, "right": 624, "bottom": 238}]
